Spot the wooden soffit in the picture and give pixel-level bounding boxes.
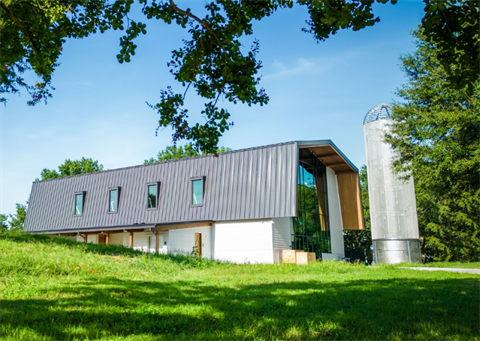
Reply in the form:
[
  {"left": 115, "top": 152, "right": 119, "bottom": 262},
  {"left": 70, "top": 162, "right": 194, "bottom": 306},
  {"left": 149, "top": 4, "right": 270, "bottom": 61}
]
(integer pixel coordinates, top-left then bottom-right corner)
[{"left": 153, "top": 221, "right": 213, "bottom": 232}]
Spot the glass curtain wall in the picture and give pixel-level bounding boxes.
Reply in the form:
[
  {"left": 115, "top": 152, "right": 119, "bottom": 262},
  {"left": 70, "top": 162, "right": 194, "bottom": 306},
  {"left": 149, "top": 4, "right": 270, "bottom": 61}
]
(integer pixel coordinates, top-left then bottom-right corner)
[{"left": 293, "top": 149, "right": 331, "bottom": 256}]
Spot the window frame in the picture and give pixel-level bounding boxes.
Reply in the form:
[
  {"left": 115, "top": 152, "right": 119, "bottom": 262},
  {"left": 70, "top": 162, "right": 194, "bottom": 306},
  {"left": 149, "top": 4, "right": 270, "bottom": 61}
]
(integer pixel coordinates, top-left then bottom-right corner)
[
  {"left": 107, "top": 187, "right": 121, "bottom": 214},
  {"left": 146, "top": 182, "right": 160, "bottom": 210},
  {"left": 190, "top": 176, "right": 205, "bottom": 207},
  {"left": 73, "top": 191, "right": 85, "bottom": 217}
]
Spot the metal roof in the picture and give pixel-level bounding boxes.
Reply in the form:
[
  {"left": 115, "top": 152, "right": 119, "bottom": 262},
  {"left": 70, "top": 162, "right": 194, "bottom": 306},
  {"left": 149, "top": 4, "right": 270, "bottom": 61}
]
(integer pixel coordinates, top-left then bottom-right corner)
[
  {"left": 363, "top": 103, "right": 393, "bottom": 125},
  {"left": 24, "top": 142, "right": 299, "bottom": 233}
]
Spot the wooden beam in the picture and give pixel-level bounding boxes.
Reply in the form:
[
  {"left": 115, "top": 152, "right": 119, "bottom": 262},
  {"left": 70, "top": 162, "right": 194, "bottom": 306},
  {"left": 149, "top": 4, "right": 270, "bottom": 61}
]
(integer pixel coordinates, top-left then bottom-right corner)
[
  {"left": 324, "top": 161, "right": 347, "bottom": 167},
  {"left": 155, "top": 233, "right": 159, "bottom": 254},
  {"left": 336, "top": 172, "right": 365, "bottom": 230},
  {"left": 154, "top": 221, "right": 213, "bottom": 232},
  {"left": 105, "top": 234, "right": 110, "bottom": 245},
  {"left": 129, "top": 231, "right": 133, "bottom": 248}
]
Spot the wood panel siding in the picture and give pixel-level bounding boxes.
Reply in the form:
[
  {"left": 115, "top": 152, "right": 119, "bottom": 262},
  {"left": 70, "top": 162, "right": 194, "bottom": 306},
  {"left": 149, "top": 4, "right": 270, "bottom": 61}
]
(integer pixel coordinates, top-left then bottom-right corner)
[
  {"left": 195, "top": 233, "right": 202, "bottom": 258},
  {"left": 336, "top": 172, "right": 364, "bottom": 230}
]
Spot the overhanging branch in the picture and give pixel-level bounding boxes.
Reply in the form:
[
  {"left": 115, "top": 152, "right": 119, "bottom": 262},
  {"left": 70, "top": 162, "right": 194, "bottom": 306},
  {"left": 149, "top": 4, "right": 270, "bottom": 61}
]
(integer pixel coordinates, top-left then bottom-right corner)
[{"left": 0, "top": 2, "right": 40, "bottom": 54}]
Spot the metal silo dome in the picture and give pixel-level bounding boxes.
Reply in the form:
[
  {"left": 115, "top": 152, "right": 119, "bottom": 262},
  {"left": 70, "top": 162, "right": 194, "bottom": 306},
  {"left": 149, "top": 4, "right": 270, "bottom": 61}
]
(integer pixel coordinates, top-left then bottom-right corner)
[{"left": 363, "top": 103, "right": 392, "bottom": 125}]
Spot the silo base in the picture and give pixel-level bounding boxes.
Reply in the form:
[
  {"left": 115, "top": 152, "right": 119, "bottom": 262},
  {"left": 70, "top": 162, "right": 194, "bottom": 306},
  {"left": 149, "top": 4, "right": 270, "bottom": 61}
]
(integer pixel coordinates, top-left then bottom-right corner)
[{"left": 373, "top": 239, "right": 421, "bottom": 264}]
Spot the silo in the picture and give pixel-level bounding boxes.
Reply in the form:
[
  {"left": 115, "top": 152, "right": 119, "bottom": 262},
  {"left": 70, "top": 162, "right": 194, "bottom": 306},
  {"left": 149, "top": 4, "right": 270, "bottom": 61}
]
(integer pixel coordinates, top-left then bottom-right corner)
[{"left": 363, "top": 104, "right": 421, "bottom": 264}]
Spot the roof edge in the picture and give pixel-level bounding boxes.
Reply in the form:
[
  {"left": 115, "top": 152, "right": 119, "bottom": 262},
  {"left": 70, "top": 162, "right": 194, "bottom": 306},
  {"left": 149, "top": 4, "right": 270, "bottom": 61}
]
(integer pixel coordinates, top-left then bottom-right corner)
[
  {"left": 25, "top": 220, "right": 214, "bottom": 234},
  {"left": 296, "top": 140, "right": 359, "bottom": 173}
]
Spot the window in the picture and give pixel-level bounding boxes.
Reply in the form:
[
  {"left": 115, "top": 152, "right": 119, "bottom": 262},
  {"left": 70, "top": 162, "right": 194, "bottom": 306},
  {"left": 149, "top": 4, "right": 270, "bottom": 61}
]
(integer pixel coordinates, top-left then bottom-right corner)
[
  {"left": 109, "top": 189, "right": 118, "bottom": 212},
  {"left": 293, "top": 149, "right": 331, "bottom": 256},
  {"left": 191, "top": 178, "right": 203, "bottom": 205},
  {"left": 147, "top": 184, "right": 157, "bottom": 209},
  {"left": 75, "top": 193, "right": 83, "bottom": 215}
]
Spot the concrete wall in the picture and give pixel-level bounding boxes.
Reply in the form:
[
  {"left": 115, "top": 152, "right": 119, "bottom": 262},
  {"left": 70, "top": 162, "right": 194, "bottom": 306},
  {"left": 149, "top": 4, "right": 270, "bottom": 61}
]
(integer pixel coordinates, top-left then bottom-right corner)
[
  {"left": 213, "top": 220, "right": 274, "bottom": 264},
  {"left": 323, "top": 167, "right": 345, "bottom": 261}
]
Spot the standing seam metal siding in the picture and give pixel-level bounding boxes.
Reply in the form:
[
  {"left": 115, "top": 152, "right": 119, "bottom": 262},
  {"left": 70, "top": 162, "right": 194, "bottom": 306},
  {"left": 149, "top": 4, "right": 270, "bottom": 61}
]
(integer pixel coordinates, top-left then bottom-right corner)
[{"left": 24, "top": 142, "right": 298, "bottom": 233}]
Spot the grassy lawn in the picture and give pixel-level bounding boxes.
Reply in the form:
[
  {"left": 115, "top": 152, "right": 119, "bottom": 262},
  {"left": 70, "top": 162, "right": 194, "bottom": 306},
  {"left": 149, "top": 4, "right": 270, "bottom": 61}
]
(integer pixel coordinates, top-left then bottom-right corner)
[{"left": 1, "top": 232, "right": 479, "bottom": 341}]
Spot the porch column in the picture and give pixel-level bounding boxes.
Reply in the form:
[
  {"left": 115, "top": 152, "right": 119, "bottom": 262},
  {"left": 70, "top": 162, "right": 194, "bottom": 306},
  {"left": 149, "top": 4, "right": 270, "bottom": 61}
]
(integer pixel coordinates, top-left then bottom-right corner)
[
  {"left": 106, "top": 233, "right": 110, "bottom": 245},
  {"left": 129, "top": 231, "right": 133, "bottom": 248},
  {"left": 156, "top": 233, "right": 159, "bottom": 254}
]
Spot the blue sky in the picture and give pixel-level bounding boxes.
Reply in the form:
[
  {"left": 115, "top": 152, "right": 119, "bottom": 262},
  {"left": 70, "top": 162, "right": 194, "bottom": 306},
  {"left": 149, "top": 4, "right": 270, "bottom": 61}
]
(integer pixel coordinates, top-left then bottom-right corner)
[{"left": 0, "top": 1, "right": 425, "bottom": 215}]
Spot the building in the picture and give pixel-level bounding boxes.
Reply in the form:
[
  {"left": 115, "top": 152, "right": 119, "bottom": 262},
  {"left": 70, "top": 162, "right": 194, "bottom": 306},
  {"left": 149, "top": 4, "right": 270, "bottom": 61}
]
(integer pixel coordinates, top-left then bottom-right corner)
[{"left": 24, "top": 140, "right": 364, "bottom": 263}]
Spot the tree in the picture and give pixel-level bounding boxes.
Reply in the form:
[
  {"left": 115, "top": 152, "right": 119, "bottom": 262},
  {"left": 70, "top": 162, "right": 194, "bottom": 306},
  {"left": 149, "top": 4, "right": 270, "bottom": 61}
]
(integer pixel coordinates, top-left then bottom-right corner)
[
  {"left": 1, "top": 1, "right": 477, "bottom": 153},
  {"left": 0, "top": 214, "right": 8, "bottom": 232},
  {"left": 8, "top": 203, "right": 27, "bottom": 231},
  {"left": 385, "top": 29, "right": 479, "bottom": 262},
  {"left": 144, "top": 143, "right": 231, "bottom": 164},
  {"left": 38, "top": 157, "right": 104, "bottom": 181},
  {"left": 343, "top": 165, "right": 372, "bottom": 264}
]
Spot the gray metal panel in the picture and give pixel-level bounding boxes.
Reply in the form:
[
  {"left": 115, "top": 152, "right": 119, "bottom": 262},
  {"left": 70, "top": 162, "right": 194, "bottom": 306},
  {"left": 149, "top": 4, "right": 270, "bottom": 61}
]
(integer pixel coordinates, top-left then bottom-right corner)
[{"left": 24, "top": 142, "right": 299, "bottom": 233}]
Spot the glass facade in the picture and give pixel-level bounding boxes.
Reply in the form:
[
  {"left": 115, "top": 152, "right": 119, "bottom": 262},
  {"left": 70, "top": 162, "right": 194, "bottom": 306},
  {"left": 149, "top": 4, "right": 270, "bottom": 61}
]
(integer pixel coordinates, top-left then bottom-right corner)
[
  {"left": 109, "top": 189, "right": 118, "bottom": 212},
  {"left": 192, "top": 179, "right": 203, "bottom": 205},
  {"left": 148, "top": 185, "right": 157, "bottom": 208},
  {"left": 293, "top": 149, "right": 331, "bottom": 256},
  {"left": 75, "top": 193, "right": 83, "bottom": 215}
]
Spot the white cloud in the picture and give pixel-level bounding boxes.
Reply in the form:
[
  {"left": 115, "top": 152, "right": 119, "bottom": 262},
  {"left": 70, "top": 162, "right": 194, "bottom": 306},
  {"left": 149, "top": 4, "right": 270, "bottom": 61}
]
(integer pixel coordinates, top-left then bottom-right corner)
[{"left": 265, "top": 58, "right": 319, "bottom": 79}]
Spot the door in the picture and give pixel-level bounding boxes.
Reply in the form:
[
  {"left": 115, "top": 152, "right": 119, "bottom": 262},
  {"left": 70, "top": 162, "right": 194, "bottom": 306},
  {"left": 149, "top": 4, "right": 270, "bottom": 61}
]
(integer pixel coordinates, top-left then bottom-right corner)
[
  {"left": 195, "top": 233, "right": 202, "bottom": 258},
  {"left": 98, "top": 234, "right": 106, "bottom": 245}
]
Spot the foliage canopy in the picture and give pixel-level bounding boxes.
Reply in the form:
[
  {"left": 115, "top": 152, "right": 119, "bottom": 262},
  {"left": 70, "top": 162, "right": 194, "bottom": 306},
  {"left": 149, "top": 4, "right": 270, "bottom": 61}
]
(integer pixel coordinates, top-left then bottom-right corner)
[
  {"left": 38, "top": 157, "right": 104, "bottom": 181},
  {"left": 1, "top": 0, "right": 477, "bottom": 153},
  {"left": 144, "top": 143, "right": 231, "bottom": 164},
  {"left": 385, "top": 29, "right": 480, "bottom": 262}
]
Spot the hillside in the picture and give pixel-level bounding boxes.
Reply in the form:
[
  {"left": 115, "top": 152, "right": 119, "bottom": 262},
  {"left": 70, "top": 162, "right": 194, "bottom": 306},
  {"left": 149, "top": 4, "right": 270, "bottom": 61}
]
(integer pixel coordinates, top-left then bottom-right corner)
[{"left": 1, "top": 232, "right": 479, "bottom": 341}]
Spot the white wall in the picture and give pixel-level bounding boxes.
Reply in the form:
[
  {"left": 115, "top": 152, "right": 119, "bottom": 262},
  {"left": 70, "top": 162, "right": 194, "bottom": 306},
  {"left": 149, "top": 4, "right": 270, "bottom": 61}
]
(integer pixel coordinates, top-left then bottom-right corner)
[
  {"left": 213, "top": 220, "right": 274, "bottom": 264},
  {"left": 272, "top": 217, "right": 293, "bottom": 263},
  {"left": 166, "top": 226, "right": 212, "bottom": 259},
  {"left": 324, "top": 167, "right": 345, "bottom": 261},
  {"left": 109, "top": 232, "right": 125, "bottom": 246},
  {"left": 86, "top": 234, "right": 97, "bottom": 243}
]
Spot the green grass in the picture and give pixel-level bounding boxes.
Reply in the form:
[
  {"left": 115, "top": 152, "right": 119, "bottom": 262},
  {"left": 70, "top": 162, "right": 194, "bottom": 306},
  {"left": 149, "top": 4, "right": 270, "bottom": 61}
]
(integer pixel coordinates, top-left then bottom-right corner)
[{"left": 1, "top": 231, "right": 479, "bottom": 341}]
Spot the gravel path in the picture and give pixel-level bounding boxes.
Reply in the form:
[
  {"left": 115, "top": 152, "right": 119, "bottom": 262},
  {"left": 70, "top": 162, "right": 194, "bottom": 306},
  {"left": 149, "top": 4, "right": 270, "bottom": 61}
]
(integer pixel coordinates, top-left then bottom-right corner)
[{"left": 402, "top": 267, "right": 480, "bottom": 274}]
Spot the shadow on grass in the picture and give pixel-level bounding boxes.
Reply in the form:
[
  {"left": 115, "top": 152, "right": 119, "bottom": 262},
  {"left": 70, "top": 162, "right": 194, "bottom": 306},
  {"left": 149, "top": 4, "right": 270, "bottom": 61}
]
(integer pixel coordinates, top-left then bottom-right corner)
[
  {"left": 2, "top": 275, "right": 479, "bottom": 340},
  {"left": 0, "top": 231, "right": 220, "bottom": 269}
]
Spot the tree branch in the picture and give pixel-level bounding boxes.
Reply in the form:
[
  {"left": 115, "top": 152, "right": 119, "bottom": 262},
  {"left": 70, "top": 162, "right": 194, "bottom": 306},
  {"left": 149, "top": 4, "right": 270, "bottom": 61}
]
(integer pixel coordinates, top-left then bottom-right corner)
[
  {"left": 168, "top": 0, "right": 221, "bottom": 46},
  {"left": 0, "top": 2, "right": 40, "bottom": 54}
]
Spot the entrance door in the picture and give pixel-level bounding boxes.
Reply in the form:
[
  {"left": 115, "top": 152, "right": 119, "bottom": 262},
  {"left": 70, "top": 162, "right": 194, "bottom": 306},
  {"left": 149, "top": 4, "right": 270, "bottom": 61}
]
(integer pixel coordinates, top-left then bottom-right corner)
[
  {"left": 195, "top": 233, "right": 202, "bottom": 258},
  {"left": 98, "top": 234, "right": 106, "bottom": 245}
]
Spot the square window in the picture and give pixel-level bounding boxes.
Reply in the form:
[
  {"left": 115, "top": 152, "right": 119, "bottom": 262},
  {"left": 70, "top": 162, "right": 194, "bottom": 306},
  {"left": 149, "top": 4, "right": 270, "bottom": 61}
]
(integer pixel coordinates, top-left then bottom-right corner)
[
  {"left": 148, "top": 184, "right": 157, "bottom": 209},
  {"left": 192, "top": 179, "right": 203, "bottom": 205},
  {"left": 75, "top": 193, "right": 83, "bottom": 215},
  {"left": 109, "top": 189, "right": 118, "bottom": 212}
]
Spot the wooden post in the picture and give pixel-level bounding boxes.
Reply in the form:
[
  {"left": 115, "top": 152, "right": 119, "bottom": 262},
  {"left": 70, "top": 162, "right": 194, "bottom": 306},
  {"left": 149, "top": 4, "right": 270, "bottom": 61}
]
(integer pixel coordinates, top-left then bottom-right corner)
[
  {"left": 84, "top": 234, "right": 88, "bottom": 243},
  {"left": 105, "top": 234, "right": 110, "bottom": 245},
  {"left": 155, "top": 233, "right": 159, "bottom": 254},
  {"left": 129, "top": 231, "right": 133, "bottom": 248}
]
